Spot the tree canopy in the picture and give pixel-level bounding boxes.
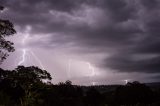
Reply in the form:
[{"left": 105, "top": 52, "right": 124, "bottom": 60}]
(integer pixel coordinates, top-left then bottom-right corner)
[
  {"left": 0, "top": 6, "right": 16, "bottom": 64},
  {"left": 0, "top": 66, "right": 52, "bottom": 106}
]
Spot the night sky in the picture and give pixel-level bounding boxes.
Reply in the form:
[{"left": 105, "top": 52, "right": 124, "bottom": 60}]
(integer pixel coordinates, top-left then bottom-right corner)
[{"left": 1, "top": 0, "right": 160, "bottom": 85}]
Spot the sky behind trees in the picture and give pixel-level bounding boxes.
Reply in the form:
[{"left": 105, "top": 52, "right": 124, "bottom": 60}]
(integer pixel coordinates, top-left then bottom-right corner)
[{"left": 0, "top": 0, "right": 160, "bottom": 85}]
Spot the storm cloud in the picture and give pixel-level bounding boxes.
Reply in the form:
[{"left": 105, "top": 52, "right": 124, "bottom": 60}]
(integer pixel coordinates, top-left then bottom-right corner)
[{"left": 1, "top": 0, "right": 160, "bottom": 84}]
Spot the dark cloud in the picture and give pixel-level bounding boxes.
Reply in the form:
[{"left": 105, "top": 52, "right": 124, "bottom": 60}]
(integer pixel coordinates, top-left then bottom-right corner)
[
  {"left": 150, "top": 74, "right": 160, "bottom": 81},
  {"left": 105, "top": 53, "right": 160, "bottom": 73},
  {"left": 1, "top": 0, "right": 160, "bottom": 76},
  {"left": 1, "top": 0, "right": 82, "bottom": 12},
  {"left": 140, "top": 0, "right": 159, "bottom": 9}
]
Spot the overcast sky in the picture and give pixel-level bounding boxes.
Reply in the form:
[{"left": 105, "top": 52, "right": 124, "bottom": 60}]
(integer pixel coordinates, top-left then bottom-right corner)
[{"left": 0, "top": 0, "right": 160, "bottom": 85}]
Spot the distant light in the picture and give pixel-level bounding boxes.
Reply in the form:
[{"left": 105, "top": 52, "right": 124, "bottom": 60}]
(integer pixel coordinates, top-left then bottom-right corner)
[
  {"left": 124, "top": 80, "right": 128, "bottom": 84},
  {"left": 123, "top": 79, "right": 131, "bottom": 84}
]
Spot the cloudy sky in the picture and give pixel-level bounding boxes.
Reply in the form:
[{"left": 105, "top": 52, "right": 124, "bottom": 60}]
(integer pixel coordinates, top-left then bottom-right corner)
[{"left": 1, "top": 0, "right": 160, "bottom": 85}]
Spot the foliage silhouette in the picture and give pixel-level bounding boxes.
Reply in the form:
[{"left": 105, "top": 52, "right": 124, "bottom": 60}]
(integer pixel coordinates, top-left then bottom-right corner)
[
  {"left": 114, "top": 81, "right": 154, "bottom": 105},
  {"left": 0, "top": 66, "right": 52, "bottom": 106},
  {"left": 0, "top": 5, "right": 16, "bottom": 64},
  {"left": 0, "top": 67, "right": 160, "bottom": 106},
  {"left": 84, "top": 87, "right": 104, "bottom": 106}
]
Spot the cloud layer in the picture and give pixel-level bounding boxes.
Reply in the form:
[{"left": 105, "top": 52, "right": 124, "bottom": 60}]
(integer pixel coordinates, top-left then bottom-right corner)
[{"left": 1, "top": 0, "right": 160, "bottom": 83}]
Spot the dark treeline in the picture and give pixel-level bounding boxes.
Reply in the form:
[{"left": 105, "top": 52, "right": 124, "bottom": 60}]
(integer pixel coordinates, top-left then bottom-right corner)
[{"left": 0, "top": 66, "right": 160, "bottom": 106}]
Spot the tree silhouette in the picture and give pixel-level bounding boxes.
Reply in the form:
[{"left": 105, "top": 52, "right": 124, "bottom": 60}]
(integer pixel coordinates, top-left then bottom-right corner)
[
  {"left": 85, "top": 87, "right": 103, "bottom": 106},
  {"left": 0, "top": 6, "right": 16, "bottom": 64},
  {"left": 0, "top": 66, "right": 52, "bottom": 105},
  {"left": 13, "top": 66, "right": 52, "bottom": 105},
  {"left": 115, "top": 81, "right": 154, "bottom": 105},
  {"left": 1, "top": 69, "right": 160, "bottom": 106}
]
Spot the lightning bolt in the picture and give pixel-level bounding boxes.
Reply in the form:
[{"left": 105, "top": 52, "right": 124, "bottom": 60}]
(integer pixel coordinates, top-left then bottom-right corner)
[
  {"left": 17, "top": 25, "right": 45, "bottom": 69},
  {"left": 18, "top": 49, "right": 26, "bottom": 65},
  {"left": 17, "top": 26, "right": 30, "bottom": 65},
  {"left": 124, "top": 80, "right": 128, "bottom": 84},
  {"left": 67, "top": 59, "right": 96, "bottom": 85},
  {"left": 86, "top": 62, "right": 95, "bottom": 77},
  {"left": 30, "top": 51, "right": 45, "bottom": 70},
  {"left": 67, "top": 59, "right": 72, "bottom": 79},
  {"left": 86, "top": 62, "right": 96, "bottom": 85},
  {"left": 123, "top": 79, "right": 131, "bottom": 84}
]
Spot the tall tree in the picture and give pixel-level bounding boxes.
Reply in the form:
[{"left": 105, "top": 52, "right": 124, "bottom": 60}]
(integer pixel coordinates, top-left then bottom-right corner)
[
  {"left": 0, "top": 6, "right": 16, "bottom": 64},
  {"left": 0, "top": 66, "right": 52, "bottom": 105}
]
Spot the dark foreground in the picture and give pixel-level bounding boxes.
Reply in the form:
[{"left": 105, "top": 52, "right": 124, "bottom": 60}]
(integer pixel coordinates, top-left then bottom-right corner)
[{"left": 0, "top": 66, "right": 160, "bottom": 106}]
